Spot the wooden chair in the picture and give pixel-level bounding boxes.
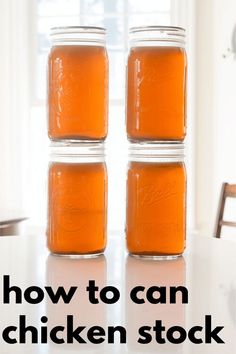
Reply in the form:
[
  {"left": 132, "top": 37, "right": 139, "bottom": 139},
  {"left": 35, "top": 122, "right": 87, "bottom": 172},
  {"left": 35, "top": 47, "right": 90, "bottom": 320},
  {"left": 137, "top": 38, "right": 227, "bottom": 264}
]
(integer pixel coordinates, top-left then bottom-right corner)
[{"left": 215, "top": 183, "right": 236, "bottom": 238}]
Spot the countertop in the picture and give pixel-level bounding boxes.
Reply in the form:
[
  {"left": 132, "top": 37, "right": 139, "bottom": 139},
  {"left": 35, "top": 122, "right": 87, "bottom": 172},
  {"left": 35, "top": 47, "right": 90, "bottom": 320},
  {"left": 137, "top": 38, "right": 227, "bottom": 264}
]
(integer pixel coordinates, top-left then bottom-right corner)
[{"left": 0, "top": 233, "right": 235, "bottom": 353}]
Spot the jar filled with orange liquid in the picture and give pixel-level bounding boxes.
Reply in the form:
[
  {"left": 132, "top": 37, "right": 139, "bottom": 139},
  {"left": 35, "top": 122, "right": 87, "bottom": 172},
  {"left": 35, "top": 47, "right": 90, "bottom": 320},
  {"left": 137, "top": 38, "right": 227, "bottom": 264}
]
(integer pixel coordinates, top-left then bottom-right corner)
[
  {"left": 126, "top": 143, "right": 186, "bottom": 259},
  {"left": 48, "top": 26, "right": 108, "bottom": 142},
  {"left": 126, "top": 26, "right": 187, "bottom": 142},
  {"left": 47, "top": 143, "right": 107, "bottom": 256}
]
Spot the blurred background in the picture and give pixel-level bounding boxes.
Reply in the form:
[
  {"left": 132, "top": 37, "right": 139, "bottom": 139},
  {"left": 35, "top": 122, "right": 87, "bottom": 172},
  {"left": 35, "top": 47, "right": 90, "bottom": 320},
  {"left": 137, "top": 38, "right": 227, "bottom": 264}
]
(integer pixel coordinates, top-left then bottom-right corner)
[{"left": 0, "top": 0, "right": 236, "bottom": 238}]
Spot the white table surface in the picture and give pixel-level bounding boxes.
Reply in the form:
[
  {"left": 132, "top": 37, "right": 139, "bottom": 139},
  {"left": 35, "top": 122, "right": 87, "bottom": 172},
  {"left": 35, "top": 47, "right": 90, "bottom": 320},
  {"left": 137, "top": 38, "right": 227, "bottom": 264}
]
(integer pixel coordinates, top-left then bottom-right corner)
[{"left": 0, "top": 233, "right": 235, "bottom": 354}]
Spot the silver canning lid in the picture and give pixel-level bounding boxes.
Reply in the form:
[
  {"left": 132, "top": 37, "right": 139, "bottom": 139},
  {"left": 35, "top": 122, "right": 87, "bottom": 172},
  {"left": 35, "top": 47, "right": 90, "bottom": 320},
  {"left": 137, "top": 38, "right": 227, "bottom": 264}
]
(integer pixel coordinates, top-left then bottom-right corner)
[
  {"left": 130, "top": 26, "right": 185, "bottom": 33},
  {"left": 51, "top": 26, "right": 106, "bottom": 34},
  {"left": 50, "top": 26, "right": 106, "bottom": 45},
  {"left": 129, "top": 142, "right": 185, "bottom": 162},
  {"left": 129, "top": 25, "right": 185, "bottom": 47},
  {"left": 49, "top": 142, "right": 105, "bottom": 163}
]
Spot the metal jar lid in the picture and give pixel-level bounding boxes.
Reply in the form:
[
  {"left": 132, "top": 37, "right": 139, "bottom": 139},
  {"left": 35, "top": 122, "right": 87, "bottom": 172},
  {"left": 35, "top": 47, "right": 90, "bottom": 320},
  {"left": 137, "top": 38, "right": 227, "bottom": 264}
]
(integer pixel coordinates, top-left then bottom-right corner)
[
  {"left": 129, "top": 26, "right": 186, "bottom": 47},
  {"left": 49, "top": 142, "right": 105, "bottom": 163},
  {"left": 50, "top": 26, "right": 106, "bottom": 46},
  {"left": 129, "top": 142, "right": 185, "bottom": 162}
]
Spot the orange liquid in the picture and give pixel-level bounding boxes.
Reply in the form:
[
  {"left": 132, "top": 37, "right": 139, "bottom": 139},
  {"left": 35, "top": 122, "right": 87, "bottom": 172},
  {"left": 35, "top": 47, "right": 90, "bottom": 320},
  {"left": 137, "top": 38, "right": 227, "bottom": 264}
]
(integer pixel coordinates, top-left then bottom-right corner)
[
  {"left": 48, "top": 45, "right": 108, "bottom": 140},
  {"left": 126, "top": 46, "right": 187, "bottom": 141},
  {"left": 126, "top": 162, "right": 186, "bottom": 256},
  {"left": 47, "top": 162, "right": 107, "bottom": 255}
]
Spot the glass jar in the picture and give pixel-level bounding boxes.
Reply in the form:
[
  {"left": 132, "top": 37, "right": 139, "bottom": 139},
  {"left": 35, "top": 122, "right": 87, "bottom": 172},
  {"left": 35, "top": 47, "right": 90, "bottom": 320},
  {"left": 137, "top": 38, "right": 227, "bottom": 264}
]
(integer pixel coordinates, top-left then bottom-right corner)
[
  {"left": 126, "top": 26, "right": 187, "bottom": 142},
  {"left": 47, "top": 143, "right": 107, "bottom": 256},
  {"left": 126, "top": 143, "right": 186, "bottom": 259},
  {"left": 48, "top": 26, "right": 108, "bottom": 142}
]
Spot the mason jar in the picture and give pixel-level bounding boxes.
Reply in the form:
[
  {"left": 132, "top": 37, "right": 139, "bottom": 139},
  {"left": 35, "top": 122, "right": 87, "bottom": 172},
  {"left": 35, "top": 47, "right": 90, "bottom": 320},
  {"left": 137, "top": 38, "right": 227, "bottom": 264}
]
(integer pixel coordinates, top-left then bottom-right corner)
[
  {"left": 126, "top": 26, "right": 187, "bottom": 142},
  {"left": 47, "top": 143, "right": 107, "bottom": 256},
  {"left": 48, "top": 26, "right": 108, "bottom": 142},
  {"left": 126, "top": 143, "right": 186, "bottom": 259}
]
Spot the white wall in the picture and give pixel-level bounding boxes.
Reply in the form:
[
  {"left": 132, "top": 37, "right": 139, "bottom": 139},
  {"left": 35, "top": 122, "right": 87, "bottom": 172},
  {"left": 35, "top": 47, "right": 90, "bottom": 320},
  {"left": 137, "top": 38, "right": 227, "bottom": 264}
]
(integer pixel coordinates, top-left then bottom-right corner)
[
  {"left": 0, "top": 0, "right": 31, "bottom": 213},
  {"left": 195, "top": 0, "right": 236, "bottom": 236}
]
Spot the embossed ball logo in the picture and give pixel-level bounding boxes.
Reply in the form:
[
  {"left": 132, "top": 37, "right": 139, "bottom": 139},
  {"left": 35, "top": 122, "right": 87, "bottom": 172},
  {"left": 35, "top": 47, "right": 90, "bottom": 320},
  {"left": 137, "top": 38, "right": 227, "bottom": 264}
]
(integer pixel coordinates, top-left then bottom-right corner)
[{"left": 52, "top": 182, "right": 95, "bottom": 233}]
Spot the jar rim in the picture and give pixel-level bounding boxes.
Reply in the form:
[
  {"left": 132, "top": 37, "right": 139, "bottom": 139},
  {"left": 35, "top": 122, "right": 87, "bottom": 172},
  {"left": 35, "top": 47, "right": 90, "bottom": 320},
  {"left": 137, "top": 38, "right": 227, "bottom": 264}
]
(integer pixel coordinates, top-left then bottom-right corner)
[
  {"left": 50, "top": 26, "right": 106, "bottom": 34},
  {"left": 130, "top": 25, "right": 185, "bottom": 33}
]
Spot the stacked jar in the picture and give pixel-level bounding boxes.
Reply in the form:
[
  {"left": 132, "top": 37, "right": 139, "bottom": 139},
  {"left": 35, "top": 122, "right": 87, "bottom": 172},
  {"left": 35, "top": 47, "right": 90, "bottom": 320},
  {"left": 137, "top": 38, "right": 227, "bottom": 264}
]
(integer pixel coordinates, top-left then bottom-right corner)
[
  {"left": 47, "top": 144, "right": 107, "bottom": 257},
  {"left": 48, "top": 26, "right": 108, "bottom": 142},
  {"left": 125, "top": 26, "right": 187, "bottom": 259},
  {"left": 47, "top": 26, "right": 108, "bottom": 257}
]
